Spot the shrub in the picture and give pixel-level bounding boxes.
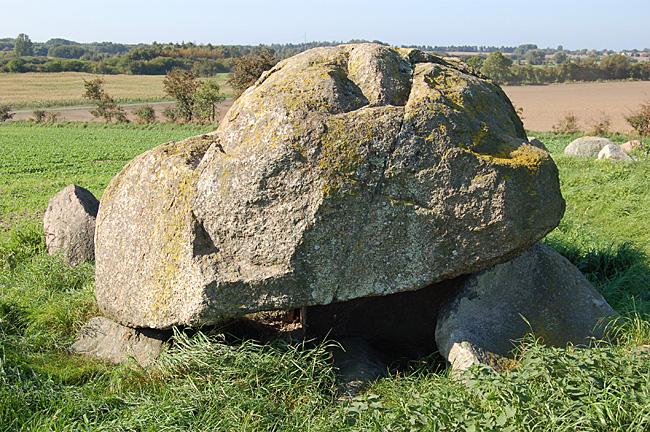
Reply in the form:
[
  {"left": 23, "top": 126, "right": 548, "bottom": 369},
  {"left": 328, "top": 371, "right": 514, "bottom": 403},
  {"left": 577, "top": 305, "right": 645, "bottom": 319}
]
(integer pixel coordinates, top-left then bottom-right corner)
[
  {"left": 82, "top": 76, "right": 129, "bottom": 123},
  {"left": 30, "top": 110, "right": 60, "bottom": 123},
  {"left": 228, "top": 49, "right": 277, "bottom": 98},
  {"left": 163, "top": 68, "right": 200, "bottom": 123},
  {"left": 162, "top": 106, "right": 178, "bottom": 123},
  {"left": 46, "top": 112, "right": 61, "bottom": 122},
  {"left": 513, "top": 105, "right": 525, "bottom": 121},
  {"left": 193, "top": 79, "right": 225, "bottom": 124},
  {"left": 133, "top": 105, "right": 156, "bottom": 124},
  {"left": 162, "top": 69, "right": 225, "bottom": 123},
  {"left": 31, "top": 109, "right": 47, "bottom": 123},
  {"left": 588, "top": 112, "right": 612, "bottom": 136},
  {"left": 626, "top": 101, "right": 650, "bottom": 136},
  {"left": 552, "top": 112, "right": 581, "bottom": 135},
  {"left": 0, "top": 104, "right": 14, "bottom": 122}
]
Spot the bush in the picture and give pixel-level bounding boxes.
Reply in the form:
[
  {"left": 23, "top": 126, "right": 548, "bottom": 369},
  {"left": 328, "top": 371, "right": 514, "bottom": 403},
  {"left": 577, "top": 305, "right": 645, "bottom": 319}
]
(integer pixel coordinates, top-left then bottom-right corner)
[
  {"left": 31, "top": 109, "right": 47, "bottom": 122},
  {"left": 588, "top": 112, "right": 612, "bottom": 136},
  {"left": 162, "top": 106, "right": 177, "bottom": 123},
  {"left": 0, "top": 104, "right": 14, "bottom": 122},
  {"left": 133, "top": 105, "right": 156, "bottom": 124},
  {"left": 31, "top": 110, "right": 60, "bottom": 123},
  {"left": 7, "top": 58, "right": 26, "bottom": 73},
  {"left": 626, "top": 101, "right": 650, "bottom": 136},
  {"left": 228, "top": 49, "right": 277, "bottom": 98},
  {"left": 46, "top": 111, "right": 61, "bottom": 122},
  {"left": 82, "top": 77, "right": 128, "bottom": 123},
  {"left": 552, "top": 112, "right": 581, "bottom": 135},
  {"left": 162, "top": 69, "right": 225, "bottom": 123}
]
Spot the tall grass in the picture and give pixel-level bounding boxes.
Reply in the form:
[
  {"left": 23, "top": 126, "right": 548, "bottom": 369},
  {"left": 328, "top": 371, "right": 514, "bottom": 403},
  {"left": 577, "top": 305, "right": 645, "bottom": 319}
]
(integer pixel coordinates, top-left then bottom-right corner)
[{"left": 1, "top": 125, "right": 650, "bottom": 430}]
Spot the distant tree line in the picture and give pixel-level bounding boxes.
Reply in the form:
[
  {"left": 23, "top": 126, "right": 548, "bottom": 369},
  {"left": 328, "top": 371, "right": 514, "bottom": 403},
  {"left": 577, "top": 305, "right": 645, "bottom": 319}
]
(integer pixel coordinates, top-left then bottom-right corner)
[
  {"left": 0, "top": 34, "right": 375, "bottom": 76},
  {"left": 2, "top": 35, "right": 649, "bottom": 86},
  {"left": 464, "top": 48, "right": 650, "bottom": 85}
]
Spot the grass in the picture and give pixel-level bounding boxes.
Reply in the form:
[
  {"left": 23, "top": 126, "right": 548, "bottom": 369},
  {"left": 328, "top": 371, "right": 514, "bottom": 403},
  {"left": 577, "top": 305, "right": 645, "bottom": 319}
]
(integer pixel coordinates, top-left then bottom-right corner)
[
  {"left": 1, "top": 124, "right": 650, "bottom": 430},
  {"left": 0, "top": 72, "right": 233, "bottom": 109},
  {"left": 0, "top": 121, "right": 215, "bottom": 228}
]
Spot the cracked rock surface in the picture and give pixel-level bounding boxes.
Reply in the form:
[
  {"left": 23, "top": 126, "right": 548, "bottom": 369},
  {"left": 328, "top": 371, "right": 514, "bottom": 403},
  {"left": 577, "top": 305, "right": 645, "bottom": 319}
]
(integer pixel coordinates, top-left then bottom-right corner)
[{"left": 95, "top": 44, "right": 565, "bottom": 329}]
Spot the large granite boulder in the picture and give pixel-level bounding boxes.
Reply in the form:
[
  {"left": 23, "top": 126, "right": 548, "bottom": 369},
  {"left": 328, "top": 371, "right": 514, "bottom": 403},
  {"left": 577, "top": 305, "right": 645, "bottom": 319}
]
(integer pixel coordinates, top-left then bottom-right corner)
[
  {"left": 435, "top": 242, "right": 617, "bottom": 374},
  {"left": 43, "top": 184, "right": 99, "bottom": 266},
  {"left": 96, "top": 44, "right": 565, "bottom": 329},
  {"left": 564, "top": 136, "right": 614, "bottom": 157}
]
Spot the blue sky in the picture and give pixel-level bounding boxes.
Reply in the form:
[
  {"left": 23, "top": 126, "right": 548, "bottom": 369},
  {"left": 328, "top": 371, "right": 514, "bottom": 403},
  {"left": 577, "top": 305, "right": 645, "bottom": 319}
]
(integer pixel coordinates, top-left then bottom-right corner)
[{"left": 3, "top": 0, "right": 648, "bottom": 51}]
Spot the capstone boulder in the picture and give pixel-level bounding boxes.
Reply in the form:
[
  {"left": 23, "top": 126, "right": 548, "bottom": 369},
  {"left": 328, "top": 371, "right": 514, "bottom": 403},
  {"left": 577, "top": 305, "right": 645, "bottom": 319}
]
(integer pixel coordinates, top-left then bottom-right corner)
[{"left": 95, "top": 44, "right": 565, "bottom": 329}]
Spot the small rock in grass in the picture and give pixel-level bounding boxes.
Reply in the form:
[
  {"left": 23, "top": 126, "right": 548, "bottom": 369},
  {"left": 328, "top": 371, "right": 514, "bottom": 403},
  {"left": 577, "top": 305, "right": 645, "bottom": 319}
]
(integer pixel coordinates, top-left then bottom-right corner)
[
  {"left": 43, "top": 184, "right": 99, "bottom": 266},
  {"left": 70, "top": 316, "right": 169, "bottom": 367},
  {"left": 527, "top": 136, "right": 549, "bottom": 152},
  {"left": 598, "top": 144, "right": 633, "bottom": 161},
  {"left": 620, "top": 140, "right": 643, "bottom": 153},
  {"left": 564, "top": 136, "right": 614, "bottom": 157}
]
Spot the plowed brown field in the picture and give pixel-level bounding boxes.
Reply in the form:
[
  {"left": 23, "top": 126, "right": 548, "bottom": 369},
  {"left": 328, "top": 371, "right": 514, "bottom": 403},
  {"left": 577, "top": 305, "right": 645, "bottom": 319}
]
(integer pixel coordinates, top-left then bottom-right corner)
[
  {"left": 9, "top": 81, "right": 650, "bottom": 134},
  {"left": 503, "top": 81, "right": 650, "bottom": 133}
]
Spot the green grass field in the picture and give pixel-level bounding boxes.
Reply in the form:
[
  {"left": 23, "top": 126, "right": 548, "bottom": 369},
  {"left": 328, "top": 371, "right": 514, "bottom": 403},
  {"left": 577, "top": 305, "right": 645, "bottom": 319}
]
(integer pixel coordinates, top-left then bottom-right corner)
[
  {"left": 1, "top": 123, "right": 649, "bottom": 431},
  {"left": 0, "top": 72, "right": 233, "bottom": 109}
]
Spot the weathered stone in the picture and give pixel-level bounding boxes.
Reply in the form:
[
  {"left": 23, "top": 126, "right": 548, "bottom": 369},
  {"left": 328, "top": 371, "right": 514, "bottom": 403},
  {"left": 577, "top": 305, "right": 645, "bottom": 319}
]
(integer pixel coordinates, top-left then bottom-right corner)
[
  {"left": 620, "top": 140, "right": 643, "bottom": 153},
  {"left": 95, "top": 136, "right": 214, "bottom": 328},
  {"left": 527, "top": 137, "right": 549, "bottom": 152},
  {"left": 435, "top": 242, "right": 617, "bottom": 374},
  {"left": 43, "top": 184, "right": 99, "bottom": 266},
  {"left": 96, "top": 43, "right": 565, "bottom": 329},
  {"left": 564, "top": 136, "right": 614, "bottom": 157},
  {"left": 598, "top": 144, "right": 633, "bottom": 161},
  {"left": 70, "top": 316, "right": 169, "bottom": 366}
]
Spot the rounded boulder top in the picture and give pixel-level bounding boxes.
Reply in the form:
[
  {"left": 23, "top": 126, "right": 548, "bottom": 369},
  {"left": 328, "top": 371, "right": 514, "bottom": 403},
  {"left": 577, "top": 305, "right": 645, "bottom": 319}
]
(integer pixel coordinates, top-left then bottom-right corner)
[
  {"left": 564, "top": 136, "right": 615, "bottom": 157},
  {"left": 96, "top": 44, "right": 565, "bottom": 329}
]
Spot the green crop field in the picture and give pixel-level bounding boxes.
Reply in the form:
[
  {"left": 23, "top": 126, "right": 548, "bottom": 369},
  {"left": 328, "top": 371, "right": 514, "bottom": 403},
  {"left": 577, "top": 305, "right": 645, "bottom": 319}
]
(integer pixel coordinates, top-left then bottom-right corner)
[
  {"left": 1, "top": 123, "right": 650, "bottom": 431},
  {"left": 0, "top": 122, "right": 214, "bottom": 228}
]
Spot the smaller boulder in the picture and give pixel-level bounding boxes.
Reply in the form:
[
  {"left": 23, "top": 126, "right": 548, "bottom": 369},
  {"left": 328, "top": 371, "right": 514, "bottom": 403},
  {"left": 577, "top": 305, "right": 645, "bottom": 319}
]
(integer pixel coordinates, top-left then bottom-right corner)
[
  {"left": 70, "top": 316, "right": 169, "bottom": 367},
  {"left": 564, "top": 136, "right": 614, "bottom": 157},
  {"left": 435, "top": 242, "right": 617, "bottom": 374},
  {"left": 620, "top": 140, "right": 643, "bottom": 153},
  {"left": 528, "top": 137, "right": 549, "bottom": 152},
  {"left": 598, "top": 144, "right": 633, "bottom": 162},
  {"left": 43, "top": 184, "right": 99, "bottom": 266}
]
